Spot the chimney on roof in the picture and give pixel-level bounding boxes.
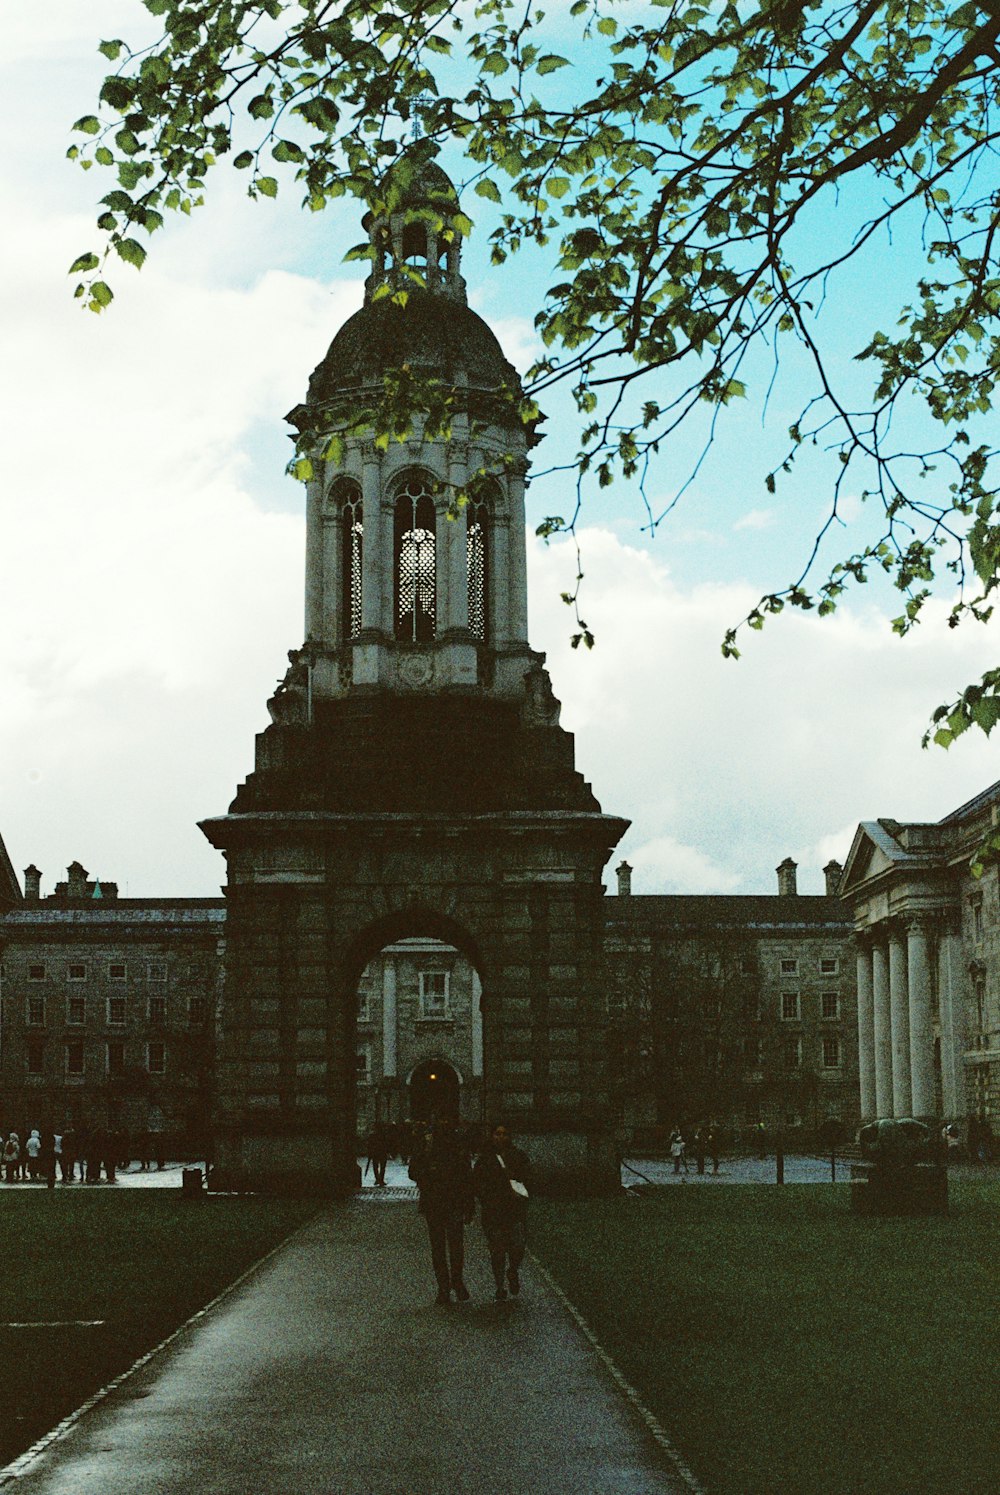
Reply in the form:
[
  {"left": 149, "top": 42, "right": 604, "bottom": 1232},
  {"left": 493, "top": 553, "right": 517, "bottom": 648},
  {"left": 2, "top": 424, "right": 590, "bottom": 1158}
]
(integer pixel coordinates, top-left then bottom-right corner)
[
  {"left": 66, "top": 861, "right": 88, "bottom": 900},
  {"left": 823, "top": 860, "right": 843, "bottom": 897},
  {"left": 23, "top": 866, "right": 41, "bottom": 903},
  {"left": 616, "top": 861, "right": 633, "bottom": 897},
  {"left": 776, "top": 857, "right": 798, "bottom": 897}
]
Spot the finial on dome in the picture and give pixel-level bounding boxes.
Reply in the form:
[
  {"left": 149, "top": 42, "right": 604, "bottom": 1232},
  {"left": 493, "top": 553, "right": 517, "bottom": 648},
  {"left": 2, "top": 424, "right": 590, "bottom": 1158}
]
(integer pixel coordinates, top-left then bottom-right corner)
[{"left": 362, "top": 150, "right": 467, "bottom": 306}]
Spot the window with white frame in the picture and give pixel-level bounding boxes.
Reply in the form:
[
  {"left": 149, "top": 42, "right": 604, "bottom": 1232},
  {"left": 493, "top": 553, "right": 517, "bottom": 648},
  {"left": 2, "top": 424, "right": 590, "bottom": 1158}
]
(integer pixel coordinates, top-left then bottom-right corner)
[
  {"left": 147, "top": 962, "right": 167, "bottom": 982},
  {"left": 67, "top": 962, "right": 87, "bottom": 982},
  {"left": 65, "top": 1040, "right": 84, "bottom": 1077},
  {"left": 356, "top": 1045, "right": 372, "bottom": 1085},
  {"left": 820, "top": 958, "right": 839, "bottom": 975},
  {"left": 419, "top": 970, "right": 450, "bottom": 1017},
  {"left": 149, "top": 995, "right": 166, "bottom": 1024},
  {"left": 822, "top": 1035, "right": 842, "bottom": 1069},
  {"left": 781, "top": 991, "right": 800, "bottom": 1021},
  {"left": 28, "top": 963, "right": 45, "bottom": 982},
  {"left": 188, "top": 995, "right": 206, "bottom": 1026},
  {"left": 147, "top": 1041, "right": 166, "bottom": 1075},
  {"left": 821, "top": 992, "right": 840, "bottom": 1020},
  {"left": 67, "top": 994, "right": 86, "bottom": 1026},
  {"left": 107, "top": 996, "right": 126, "bottom": 1026},
  {"left": 26, "top": 994, "right": 45, "bottom": 1027},
  {"left": 780, "top": 958, "right": 798, "bottom": 975},
  {"left": 109, "top": 963, "right": 127, "bottom": 982},
  {"left": 107, "top": 1040, "right": 125, "bottom": 1076}
]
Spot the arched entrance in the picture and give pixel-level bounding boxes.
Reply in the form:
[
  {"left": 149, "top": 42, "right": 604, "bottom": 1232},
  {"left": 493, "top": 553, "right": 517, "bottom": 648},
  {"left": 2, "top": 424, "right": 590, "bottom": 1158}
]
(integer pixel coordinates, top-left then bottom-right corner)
[{"left": 409, "top": 1059, "right": 461, "bottom": 1122}]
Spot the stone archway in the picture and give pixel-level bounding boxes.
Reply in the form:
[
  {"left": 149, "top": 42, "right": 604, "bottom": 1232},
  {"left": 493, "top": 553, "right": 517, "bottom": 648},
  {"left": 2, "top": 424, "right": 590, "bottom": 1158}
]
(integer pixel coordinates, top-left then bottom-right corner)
[{"left": 409, "top": 1058, "right": 461, "bottom": 1122}]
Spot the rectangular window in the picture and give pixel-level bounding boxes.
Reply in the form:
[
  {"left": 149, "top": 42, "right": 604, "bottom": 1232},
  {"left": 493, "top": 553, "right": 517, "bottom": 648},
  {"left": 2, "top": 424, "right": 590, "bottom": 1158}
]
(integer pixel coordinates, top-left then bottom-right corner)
[
  {"left": 67, "top": 963, "right": 87, "bottom": 982},
  {"left": 67, "top": 994, "right": 86, "bottom": 1025},
  {"left": 780, "top": 958, "right": 798, "bottom": 975},
  {"left": 822, "top": 1035, "right": 842, "bottom": 1069},
  {"left": 109, "top": 963, "right": 127, "bottom": 982},
  {"left": 149, "top": 995, "right": 166, "bottom": 1024},
  {"left": 188, "top": 995, "right": 206, "bottom": 1026},
  {"left": 27, "top": 1039, "right": 45, "bottom": 1076},
  {"left": 357, "top": 986, "right": 371, "bottom": 1023},
  {"left": 419, "top": 970, "right": 449, "bottom": 1017},
  {"left": 65, "top": 1040, "right": 84, "bottom": 1077},
  {"left": 356, "top": 1046, "right": 372, "bottom": 1085},
  {"left": 107, "top": 1040, "right": 125, "bottom": 1076},
  {"left": 28, "top": 963, "right": 45, "bottom": 982},
  {"left": 820, "top": 958, "right": 838, "bottom": 975},
  {"left": 147, "top": 1042, "right": 166, "bottom": 1075},
  {"left": 784, "top": 1037, "right": 802, "bottom": 1070},
  {"left": 108, "top": 996, "right": 126, "bottom": 1026},
  {"left": 821, "top": 992, "right": 840, "bottom": 1020},
  {"left": 26, "top": 994, "right": 45, "bottom": 1027},
  {"left": 781, "top": 991, "right": 800, "bottom": 1021},
  {"left": 147, "top": 962, "right": 167, "bottom": 982}
]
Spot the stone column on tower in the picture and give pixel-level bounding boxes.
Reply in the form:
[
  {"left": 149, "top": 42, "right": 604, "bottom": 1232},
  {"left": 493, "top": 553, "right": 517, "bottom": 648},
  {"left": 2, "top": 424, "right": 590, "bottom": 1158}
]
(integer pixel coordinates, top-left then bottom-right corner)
[
  {"left": 872, "top": 937, "right": 893, "bottom": 1117},
  {"left": 855, "top": 938, "right": 876, "bottom": 1121},
  {"left": 907, "top": 916, "right": 936, "bottom": 1120},
  {"left": 888, "top": 924, "right": 912, "bottom": 1116}
]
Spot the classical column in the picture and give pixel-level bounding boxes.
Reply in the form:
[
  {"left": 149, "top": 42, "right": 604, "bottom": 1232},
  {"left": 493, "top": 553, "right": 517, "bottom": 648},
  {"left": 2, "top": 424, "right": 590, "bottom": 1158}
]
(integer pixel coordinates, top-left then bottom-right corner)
[
  {"left": 382, "top": 959, "right": 397, "bottom": 1080},
  {"left": 360, "top": 449, "right": 384, "bottom": 633},
  {"left": 856, "top": 939, "right": 876, "bottom": 1121},
  {"left": 938, "top": 924, "right": 968, "bottom": 1119},
  {"left": 304, "top": 476, "right": 324, "bottom": 641},
  {"left": 471, "top": 968, "right": 483, "bottom": 1079},
  {"left": 907, "top": 917, "right": 936, "bottom": 1119},
  {"left": 888, "top": 925, "right": 912, "bottom": 1116},
  {"left": 507, "top": 463, "right": 529, "bottom": 645},
  {"left": 872, "top": 939, "right": 893, "bottom": 1117}
]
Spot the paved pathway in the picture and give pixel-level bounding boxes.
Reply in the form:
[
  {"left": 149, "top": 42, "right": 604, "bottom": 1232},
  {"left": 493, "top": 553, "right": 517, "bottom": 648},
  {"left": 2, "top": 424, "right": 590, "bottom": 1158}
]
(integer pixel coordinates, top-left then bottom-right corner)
[{"left": 4, "top": 1204, "right": 691, "bottom": 1495}]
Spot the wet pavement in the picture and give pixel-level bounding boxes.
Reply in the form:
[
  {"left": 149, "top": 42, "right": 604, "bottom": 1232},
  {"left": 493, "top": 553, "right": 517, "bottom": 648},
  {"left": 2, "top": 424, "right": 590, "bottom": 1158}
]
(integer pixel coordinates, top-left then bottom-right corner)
[{"left": 3, "top": 1198, "right": 692, "bottom": 1494}]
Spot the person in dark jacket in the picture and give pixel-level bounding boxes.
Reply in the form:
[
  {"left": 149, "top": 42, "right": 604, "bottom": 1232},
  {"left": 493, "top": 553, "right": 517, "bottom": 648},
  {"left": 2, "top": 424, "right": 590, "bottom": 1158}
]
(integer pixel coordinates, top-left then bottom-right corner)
[
  {"left": 408, "top": 1123, "right": 475, "bottom": 1304},
  {"left": 473, "top": 1123, "right": 531, "bottom": 1301},
  {"left": 365, "top": 1123, "right": 389, "bottom": 1187}
]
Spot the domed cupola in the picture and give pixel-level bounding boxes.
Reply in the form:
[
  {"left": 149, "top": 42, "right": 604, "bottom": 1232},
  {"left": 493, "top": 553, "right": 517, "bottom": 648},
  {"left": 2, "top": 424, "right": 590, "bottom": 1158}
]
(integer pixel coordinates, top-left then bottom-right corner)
[
  {"left": 295, "top": 155, "right": 525, "bottom": 419},
  {"left": 279, "top": 152, "right": 552, "bottom": 714}
]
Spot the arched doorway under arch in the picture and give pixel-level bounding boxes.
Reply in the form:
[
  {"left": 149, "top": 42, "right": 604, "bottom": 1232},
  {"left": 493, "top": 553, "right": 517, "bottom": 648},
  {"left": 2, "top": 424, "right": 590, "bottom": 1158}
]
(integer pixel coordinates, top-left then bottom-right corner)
[{"left": 409, "top": 1058, "right": 461, "bottom": 1123}]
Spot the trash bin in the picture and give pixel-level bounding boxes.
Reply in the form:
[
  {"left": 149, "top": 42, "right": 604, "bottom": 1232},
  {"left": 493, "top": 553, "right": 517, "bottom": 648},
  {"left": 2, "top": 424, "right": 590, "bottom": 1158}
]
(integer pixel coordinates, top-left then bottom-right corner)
[{"left": 181, "top": 1166, "right": 204, "bottom": 1197}]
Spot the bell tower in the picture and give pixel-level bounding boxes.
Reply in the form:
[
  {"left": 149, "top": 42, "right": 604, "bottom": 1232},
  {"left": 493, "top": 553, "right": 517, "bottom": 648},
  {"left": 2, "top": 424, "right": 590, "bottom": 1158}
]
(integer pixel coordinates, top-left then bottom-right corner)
[{"left": 201, "top": 155, "right": 628, "bottom": 1196}]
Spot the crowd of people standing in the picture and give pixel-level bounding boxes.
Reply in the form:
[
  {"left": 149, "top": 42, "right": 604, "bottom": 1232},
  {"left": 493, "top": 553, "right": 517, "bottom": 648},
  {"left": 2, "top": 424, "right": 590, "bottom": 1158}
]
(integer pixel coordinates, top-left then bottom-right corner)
[{"left": 2, "top": 1126, "right": 167, "bottom": 1185}]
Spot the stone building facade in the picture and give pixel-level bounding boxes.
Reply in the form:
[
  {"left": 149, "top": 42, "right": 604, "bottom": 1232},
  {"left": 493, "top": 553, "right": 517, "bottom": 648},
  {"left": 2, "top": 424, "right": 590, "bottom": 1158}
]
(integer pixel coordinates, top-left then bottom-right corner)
[
  {"left": 604, "top": 858, "right": 859, "bottom": 1141},
  {"left": 842, "top": 780, "right": 1000, "bottom": 1129},
  {"left": 0, "top": 854, "right": 221, "bottom": 1151},
  {"left": 355, "top": 937, "right": 483, "bottom": 1133}
]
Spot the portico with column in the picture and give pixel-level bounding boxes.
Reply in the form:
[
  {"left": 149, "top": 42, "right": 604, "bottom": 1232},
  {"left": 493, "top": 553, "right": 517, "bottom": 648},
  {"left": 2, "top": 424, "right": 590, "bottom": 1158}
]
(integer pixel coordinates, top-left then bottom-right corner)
[{"left": 853, "top": 915, "right": 940, "bottom": 1122}]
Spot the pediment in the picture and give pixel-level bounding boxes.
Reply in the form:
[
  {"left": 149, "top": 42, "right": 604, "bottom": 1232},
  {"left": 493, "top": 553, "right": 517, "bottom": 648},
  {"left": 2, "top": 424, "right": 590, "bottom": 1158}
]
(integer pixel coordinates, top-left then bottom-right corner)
[{"left": 840, "top": 821, "right": 907, "bottom": 895}]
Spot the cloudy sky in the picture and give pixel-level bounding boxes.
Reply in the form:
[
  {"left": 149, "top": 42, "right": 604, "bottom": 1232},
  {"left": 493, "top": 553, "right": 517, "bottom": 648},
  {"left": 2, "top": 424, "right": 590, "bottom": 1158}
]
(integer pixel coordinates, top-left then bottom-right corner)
[{"left": 3, "top": 4, "right": 1000, "bottom": 900}]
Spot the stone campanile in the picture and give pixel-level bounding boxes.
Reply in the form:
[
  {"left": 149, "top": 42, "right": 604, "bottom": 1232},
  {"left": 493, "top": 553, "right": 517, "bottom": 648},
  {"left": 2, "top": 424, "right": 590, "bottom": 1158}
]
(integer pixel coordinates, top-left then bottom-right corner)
[{"left": 201, "top": 154, "right": 627, "bottom": 1196}]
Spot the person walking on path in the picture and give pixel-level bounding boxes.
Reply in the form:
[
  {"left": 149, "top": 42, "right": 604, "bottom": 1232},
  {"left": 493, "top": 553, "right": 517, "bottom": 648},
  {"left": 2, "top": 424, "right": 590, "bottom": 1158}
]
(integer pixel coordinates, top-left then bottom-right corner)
[
  {"left": 365, "top": 1122, "right": 390, "bottom": 1187},
  {"left": 670, "top": 1127, "right": 689, "bottom": 1175},
  {"left": 473, "top": 1123, "right": 531, "bottom": 1302},
  {"left": 25, "top": 1128, "right": 42, "bottom": 1181},
  {"left": 408, "top": 1122, "right": 475, "bottom": 1305}
]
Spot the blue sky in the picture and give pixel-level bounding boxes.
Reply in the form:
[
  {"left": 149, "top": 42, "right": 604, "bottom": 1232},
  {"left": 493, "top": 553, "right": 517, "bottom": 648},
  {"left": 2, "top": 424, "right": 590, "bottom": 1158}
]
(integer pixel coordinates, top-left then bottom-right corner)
[{"left": 2, "top": 1, "right": 999, "bottom": 899}]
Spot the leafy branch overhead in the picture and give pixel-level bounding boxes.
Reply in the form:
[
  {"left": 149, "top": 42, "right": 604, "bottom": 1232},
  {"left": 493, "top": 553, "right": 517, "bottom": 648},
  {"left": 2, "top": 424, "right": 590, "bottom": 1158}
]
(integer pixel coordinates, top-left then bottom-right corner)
[{"left": 72, "top": 0, "right": 1000, "bottom": 738}]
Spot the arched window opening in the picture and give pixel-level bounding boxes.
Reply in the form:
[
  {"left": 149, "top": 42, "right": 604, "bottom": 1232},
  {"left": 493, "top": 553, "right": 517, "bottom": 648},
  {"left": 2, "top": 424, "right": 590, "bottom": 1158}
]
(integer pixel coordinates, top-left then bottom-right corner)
[
  {"left": 332, "top": 479, "right": 363, "bottom": 641},
  {"left": 466, "top": 500, "right": 489, "bottom": 643},
  {"left": 394, "top": 477, "right": 437, "bottom": 643}
]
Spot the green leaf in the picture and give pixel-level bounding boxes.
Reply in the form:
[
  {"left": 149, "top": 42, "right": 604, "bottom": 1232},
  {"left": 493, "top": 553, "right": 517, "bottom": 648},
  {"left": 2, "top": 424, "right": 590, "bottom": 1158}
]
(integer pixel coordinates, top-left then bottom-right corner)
[
  {"left": 233, "top": 151, "right": 254, "bottom": 170},
  {"left": 597, "top": 17, "right": 618, "bottom": 35},
  {"left": 536, "top": 54, "right": 570, "bottom": 74},
  {"left": 482, "top": 53, "right": 509, "bottom": 76},
  {"left": 292, "top": 457, "right": 314, "bottom": 481},
  {"left": 95, "top": 146, "right": 114, "bottom": 167},
  {"left": 89, "top": 281, "right": 114, "bottom": 309},
  {"left": 115, "top": 237, "right": 147, "bottom": 269},
  {"left": 98, "top": 40, "right": 124, "bottom": 61},
  {"left": 256, "top": 176, "right": 278, "bottom": 198},
  {"left": 73, "top": 116, "right": 101, "bottom": 136},
  {"left": 475, "top": 178, "right": 502, "bottom": 203},
  {"left": 69, "top": 252, "right": 100, "bottom": 274}
]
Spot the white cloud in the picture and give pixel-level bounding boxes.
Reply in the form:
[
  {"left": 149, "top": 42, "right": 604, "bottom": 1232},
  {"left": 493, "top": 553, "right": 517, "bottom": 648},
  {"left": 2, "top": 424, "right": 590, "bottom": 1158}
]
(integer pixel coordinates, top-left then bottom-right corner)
[
  {"left": 529, "top": 528, "right": 1000, "bottom": 896},
  {"left": 626, "top": 837, "right": 743, "bottom": 895},
  {"left": 734, "top": 508, "right": 776, "bottom": 532}
]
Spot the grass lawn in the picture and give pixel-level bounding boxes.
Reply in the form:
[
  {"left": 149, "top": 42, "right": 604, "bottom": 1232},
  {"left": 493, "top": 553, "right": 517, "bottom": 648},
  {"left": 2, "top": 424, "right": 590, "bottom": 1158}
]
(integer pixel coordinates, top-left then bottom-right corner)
[
  {"left": 530, "top": 1181, "right": 999, "bottom": 1495},
  {"left": 0, "top": 1192, "right": 319, "bottom": 1467}
]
